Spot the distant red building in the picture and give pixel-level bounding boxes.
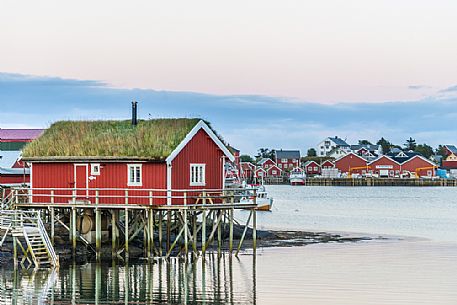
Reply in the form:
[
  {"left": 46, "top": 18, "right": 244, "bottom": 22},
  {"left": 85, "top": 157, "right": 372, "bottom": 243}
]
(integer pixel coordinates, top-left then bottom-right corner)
[
  {"left": 257, "top": 158, "right": 276, "bottom": 170},
  {"left": 334, "top": 153, "right": 367, "bottom": 175},
  {"left": 240, "top": 162, "right": 255, "bottom": 179},
  {"left": 304, "top": 160, "right": 321, "bottom": 176},
  {"left": 275, "top": 150, "right": 300, "bottom": 171},
  {"left": 368, "top": 155, "right": 401, "bottom": 177},
  {"left": 265, "top": 164, "right": 282, "bottom": 177},
  {"left": 321, "top": 160, "right": 334, "bottom": 169}
]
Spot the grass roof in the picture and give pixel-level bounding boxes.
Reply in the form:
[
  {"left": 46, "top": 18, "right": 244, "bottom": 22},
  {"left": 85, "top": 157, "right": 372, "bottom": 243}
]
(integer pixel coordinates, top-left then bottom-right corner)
[{"left": 22, "top": 119, "right": 202, "bottom": 160}]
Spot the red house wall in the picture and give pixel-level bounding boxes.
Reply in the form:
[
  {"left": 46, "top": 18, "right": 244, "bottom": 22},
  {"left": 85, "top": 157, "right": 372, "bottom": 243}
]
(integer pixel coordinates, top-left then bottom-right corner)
[
  {"left": 266, "top": 166, "right": 282, "bottom": 177},
  {"left": 402, "top": 157, "right": 436, "bottom": 177},
  {"left": 369, "top": 156, "right": 401, "bottom": 177},
  {"left": 442, "top": 160, "right": 457, "bottom": 169},
  {"left": 305, "top": 162, "right": 321, "bottom": 175},
  {"left": 0, "top": 175, "right": 29, "bottom": 184},
  {"left": 171, "top": 129, "right": 224, "bottom": 203},
  {"left": 31, "top": 162, "right": 167, "bottom": 205},
  {"left": 335, "top": 154, "right": 367, "bottom": 173}
]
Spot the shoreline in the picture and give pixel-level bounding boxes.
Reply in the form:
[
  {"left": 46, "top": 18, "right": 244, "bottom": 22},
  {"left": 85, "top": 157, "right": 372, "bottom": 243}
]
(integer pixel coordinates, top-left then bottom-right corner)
[{"left": 0, "top": 228, "right": 391, "bottom": 266}]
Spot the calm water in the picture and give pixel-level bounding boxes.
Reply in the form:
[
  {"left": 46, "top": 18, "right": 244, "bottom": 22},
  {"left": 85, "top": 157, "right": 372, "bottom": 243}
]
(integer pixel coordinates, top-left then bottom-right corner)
[{"left": 1, "top": 186, "right": 457, "bottom": 304}]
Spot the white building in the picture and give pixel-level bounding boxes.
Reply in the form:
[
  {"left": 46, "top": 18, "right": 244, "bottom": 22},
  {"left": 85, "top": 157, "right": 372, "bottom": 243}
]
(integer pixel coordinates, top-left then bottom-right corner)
[{"left": 316, "top": 136, "right": 350, "bottom": 157}]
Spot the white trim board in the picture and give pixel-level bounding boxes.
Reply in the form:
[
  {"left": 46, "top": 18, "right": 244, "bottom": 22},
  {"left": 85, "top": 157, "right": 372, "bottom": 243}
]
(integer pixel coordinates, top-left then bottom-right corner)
[{"left": 165, "top": 120, "right": 235, "bottom": 164}]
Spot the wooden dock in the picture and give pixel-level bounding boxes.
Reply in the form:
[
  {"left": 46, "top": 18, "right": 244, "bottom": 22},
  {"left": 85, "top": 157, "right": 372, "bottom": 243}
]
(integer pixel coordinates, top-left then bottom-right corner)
[
  {"left": 0, "top": 186, "right": 258, "bottom": 267},
  {"left": 263, "top": 177, "right": 457, "bottom": 186}
]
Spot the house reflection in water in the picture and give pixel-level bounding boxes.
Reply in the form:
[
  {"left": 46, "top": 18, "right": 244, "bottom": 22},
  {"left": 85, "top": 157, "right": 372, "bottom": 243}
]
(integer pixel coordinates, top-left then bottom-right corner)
[{"left": 0, "top": 253, "right": 257, "bottom": 305}]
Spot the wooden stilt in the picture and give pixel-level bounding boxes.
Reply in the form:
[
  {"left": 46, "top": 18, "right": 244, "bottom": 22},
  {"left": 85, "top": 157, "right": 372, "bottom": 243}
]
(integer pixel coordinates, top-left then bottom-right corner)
[
  {"left": 148, "top": 209, "right": 153, "bottom": 258},
  {"left": 125, "top": 208, "right": 129, "bottom": 259},
  {"left": 166, "top": 211, "right": 171, "bottom": 252},
  {"left": 253, "top": 209, "right": 257, "bottom": 253},
  {"left": 183, "top": 209, "right": 188, "bottom": 258},
  {"left": 95, "top": 208, "right": 101, "bottom": 260},
  {"left": 229, "top": 208, "right": 234, "bottom": 254},
  {"left": 71, "top": 207, "right": 77, "bottom": 257},
  {"left": 235, "top": 210, "right": 252, "bottom": 256},
  {"left": 112, "top": 210, "right": 118, "bottom": 257},
  {"left": 50, "top": 207, "right": 55, "bottom": 246},
  {"left": 159, "top": 211, "right": 163, "bottom": 256},
  {"left": 217, "top": 211, "right": 222, "bottom": 256},
  {"left": 201, "top": 209, "right": 207, "bottom": 255}
]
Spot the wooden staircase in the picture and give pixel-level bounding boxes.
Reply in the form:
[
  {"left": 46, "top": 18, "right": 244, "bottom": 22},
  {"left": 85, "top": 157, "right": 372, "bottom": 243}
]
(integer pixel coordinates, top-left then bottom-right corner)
[{"left": 1, "top": 210, "right": 59, "bottom": 268}]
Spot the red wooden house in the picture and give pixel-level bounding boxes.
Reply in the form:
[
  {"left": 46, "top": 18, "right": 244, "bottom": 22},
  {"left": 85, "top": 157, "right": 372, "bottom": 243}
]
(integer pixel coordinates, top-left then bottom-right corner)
[
  {"left": 367, "top": 155, "right": 401, "bottom": 177},
  {"left": 321, "top": 160, "right": 334, "bottom": 169},
  {"left": 22, "top": 119, "right": 234, "bottom": 205},
  {"left": 304, "top": 160, "right": 321, "bottom": 176},
  {"left": 265, "top": 164, "right": 282, "bottom": 177},
  {"left": 334, "top": 153, "right": 367, "bottom": 175},
  {"left": 402, "top": 155, "right": 436, "bottom": 177},
  {"left": 254, "top": 167, "right": 267, "bottom": 178},
  {"left": 274, "top": 150, "right": 300, "bottom": 170},
  {"left": 257, "top": 158, "right": 276, "bottom": 170}
]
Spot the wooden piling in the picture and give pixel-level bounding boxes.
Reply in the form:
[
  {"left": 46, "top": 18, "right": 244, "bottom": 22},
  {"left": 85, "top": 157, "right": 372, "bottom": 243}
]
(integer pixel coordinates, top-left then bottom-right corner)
[
  {"left": 50, "top": 207, "right": 55, "bottom": 246},
  {"left": 125, "top": 208, "right": 129, "bottom": 259},
  {"left": 95, "top": 208, "right": 101, "bottom": 259},
  {"left": 71, "top": 207, "right": 77, "bottom": 257},
  {"left": 202, "top": 209, "right": 207, "bottom": 255},
  {"left": 252, "top": 209, "right": 257, "bottom": 253},
  {"left": 229, "top": 208, "right": 234, "bottom": 254},
  {"left": 111, "top": 209, "right": 118, "bottom": 257}
]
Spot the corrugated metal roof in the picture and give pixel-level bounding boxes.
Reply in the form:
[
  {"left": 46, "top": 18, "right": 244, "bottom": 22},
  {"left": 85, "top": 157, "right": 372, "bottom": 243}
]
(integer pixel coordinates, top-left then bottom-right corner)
[
  {"left": 0, "top": 129, "right": 44, "bottom": 141},
  {"left": 328, "top": 137, "right": 349, "bottom": 147},
  {"left": 445, "top": 145, "right": 457, "bottom": 154},
  {"left": 275, "top": 150, "right": 300, "bottom": 159}
]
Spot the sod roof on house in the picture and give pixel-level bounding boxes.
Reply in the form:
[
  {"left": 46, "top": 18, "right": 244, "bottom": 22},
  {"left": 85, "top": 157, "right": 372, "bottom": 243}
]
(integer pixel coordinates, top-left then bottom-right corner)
[{"left": 22, "top": 119, "right": 204, "bottom": 161}]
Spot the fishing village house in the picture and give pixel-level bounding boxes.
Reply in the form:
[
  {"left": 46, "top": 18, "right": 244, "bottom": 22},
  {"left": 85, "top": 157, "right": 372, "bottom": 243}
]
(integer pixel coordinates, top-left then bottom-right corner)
[
  {"left": 441, "top": 145, "right": 457, "bottom": 172},
  {"left": 334, "top": 150, "right": 437, "bottom": 178},
  {"left": 304, "top": 160, "right": 321, "bottom": 176},
  {"left": 274, "top": 149, "right": 300, "bottom": 170},
  {"left": 321, "top": 159, "right": 334, "bottom": 169},
  {"left": 0, "top": 128, "right": 44, "bottom": 185},
  {"left": 264, "top": 164, "right": 282, "bottom": 177},
  {"left": 257, "top": 158, "right": 276, "bottom": 170},
  {"left": 22, "top": 118, "right": 235, "bottom": 205}
]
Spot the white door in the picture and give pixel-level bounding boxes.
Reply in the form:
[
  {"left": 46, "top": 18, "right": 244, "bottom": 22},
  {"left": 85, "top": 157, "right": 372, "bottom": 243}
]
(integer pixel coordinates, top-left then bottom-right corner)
[{"left": 379, "top": 169, "right": 389, "bottom": 177}]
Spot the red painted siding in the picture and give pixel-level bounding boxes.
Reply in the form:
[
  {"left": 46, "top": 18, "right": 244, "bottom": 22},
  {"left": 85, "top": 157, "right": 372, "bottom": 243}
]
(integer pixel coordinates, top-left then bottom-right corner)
[
  {"left": 335, "top": 154, "right": 367, "bottom": 173},
  {"left": 442, "top": 160, "right": 457, "bottom": 169},
  {"left": 31, "top": 162, "right": 167, "bottom": 205},
  {"left": 402, "top": 157, "right": 436, "bottom": 177},
  {"left": 0, "top": 175, "right": 29, "bottom": 184},
  {"left": 171, "top": 129, "right": 224, "bottom": 204},
  {"left": 369, "top": 156, "right": 401, "bottom": 177}
]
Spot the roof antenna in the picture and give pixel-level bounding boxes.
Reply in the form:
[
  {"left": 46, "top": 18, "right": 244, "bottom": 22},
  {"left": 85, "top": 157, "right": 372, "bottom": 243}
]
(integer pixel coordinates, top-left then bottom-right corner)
[{"left": 131, "top": 101, "right": 138, "bottom": 126}]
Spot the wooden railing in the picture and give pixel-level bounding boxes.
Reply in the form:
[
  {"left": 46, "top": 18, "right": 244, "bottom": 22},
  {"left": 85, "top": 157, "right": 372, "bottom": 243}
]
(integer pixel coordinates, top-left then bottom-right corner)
[{"left": 8, "top": 187, "right": 258, "bottom": 206}]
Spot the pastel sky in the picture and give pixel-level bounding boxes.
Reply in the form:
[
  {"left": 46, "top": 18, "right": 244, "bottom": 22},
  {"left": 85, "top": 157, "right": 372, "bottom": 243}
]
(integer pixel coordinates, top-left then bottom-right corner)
[
  {"left": 1, "top": 1, "right": 457, "bottom": 155},
  {"left": 1, "top": 0, "right": 457, "bottom": 103}
]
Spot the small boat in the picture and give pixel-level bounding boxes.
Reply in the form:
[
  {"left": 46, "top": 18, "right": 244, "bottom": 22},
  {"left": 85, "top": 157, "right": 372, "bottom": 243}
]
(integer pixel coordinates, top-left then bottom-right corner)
[
  {"left": 240, "top": 184, "right": 273, "bottom": 211},
  {"left": 289, "top": 167, "right": 306, "bottom": 185}
]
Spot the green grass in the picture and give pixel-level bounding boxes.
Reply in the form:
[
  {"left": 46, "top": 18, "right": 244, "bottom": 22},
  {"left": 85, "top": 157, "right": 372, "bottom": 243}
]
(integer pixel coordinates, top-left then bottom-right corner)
[{"left": 22, "top": 118, "right": 203, "bottom": 160}]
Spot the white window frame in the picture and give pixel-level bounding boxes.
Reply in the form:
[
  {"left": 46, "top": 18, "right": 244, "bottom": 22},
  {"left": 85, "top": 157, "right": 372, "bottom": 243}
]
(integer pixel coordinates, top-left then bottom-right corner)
[
  {"left": 190, "top": 163, "right": 206, "bottom": 186},
  {"left": 281, "top": 158, "right": 288, "bottom": 163},
  {"left": 272, "top": 170, "right": 277, "bottom": 175},
  {"left": 127, "top": 164, "right": 142, "bottom": 186},
  {"left": 91, "top": 163, "right": 101, "bottom": 176}
]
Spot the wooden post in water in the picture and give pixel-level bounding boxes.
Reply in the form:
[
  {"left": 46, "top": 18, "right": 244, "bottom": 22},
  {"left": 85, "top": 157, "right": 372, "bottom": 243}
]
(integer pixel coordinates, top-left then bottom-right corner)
[
  {"left": 217, "top": 211, "right": 222, "bottom": 257},
  {"left": 95, "top": 208, "right": 101, "bottom": 260},
  {"left": 124, "top": 208, "right": 129, "bottom": 259},
  {"left": 71, "top": 207, "right": 77, "bottom": 257},
  {"left": 202, "top": 209, "right": 207, "bottom": 256},
  {"left": 166, "top": 210, "right": 171, "bottom": 252},
  {"left": 184, "top": 209, "right": 188, "bottom": 258},
  {"left": 112, "top": 209, "right": 118, "bottom": 257},
  {"left": 252, "top": 209, "right": 257, "bottom": 253},
  {"left": 229, "top": 190, "right": 234, "bottom": 254},
  {"left": 158, "top": 211, "right": 163, "bottom": 256},
  {"left": 148, "top": 208, "right": 154, "bottom": 258}
]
